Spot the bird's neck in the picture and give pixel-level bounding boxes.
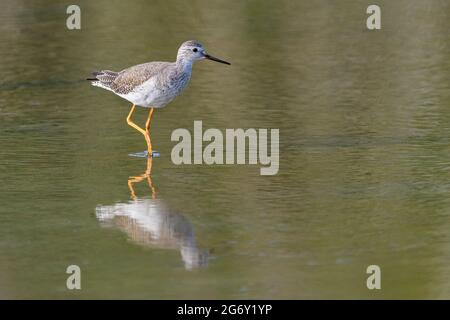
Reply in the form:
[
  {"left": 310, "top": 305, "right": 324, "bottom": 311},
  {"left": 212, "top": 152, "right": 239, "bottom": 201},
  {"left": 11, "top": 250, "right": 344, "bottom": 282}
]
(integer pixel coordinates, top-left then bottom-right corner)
[{"left": 176, "top": 57, "right": 194, "bottom": 73}]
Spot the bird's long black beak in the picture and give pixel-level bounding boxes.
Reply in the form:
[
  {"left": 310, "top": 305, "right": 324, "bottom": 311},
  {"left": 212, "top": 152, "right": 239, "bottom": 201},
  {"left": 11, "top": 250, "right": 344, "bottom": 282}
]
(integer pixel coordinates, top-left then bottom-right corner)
[{"left": 204, "top": 53, "right": 230, "bottom": 65}]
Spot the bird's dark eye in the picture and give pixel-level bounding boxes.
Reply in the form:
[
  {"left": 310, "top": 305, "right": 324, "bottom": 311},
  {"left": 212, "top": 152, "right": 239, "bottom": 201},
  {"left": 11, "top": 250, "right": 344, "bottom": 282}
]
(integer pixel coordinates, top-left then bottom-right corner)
[{"left": 193, "top": 48, "right": 198, "bottom": 52}]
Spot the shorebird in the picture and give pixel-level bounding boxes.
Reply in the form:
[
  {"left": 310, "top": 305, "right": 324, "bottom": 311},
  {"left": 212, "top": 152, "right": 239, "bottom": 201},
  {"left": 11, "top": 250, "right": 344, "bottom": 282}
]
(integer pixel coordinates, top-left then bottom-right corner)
[{"left": 87, "top": 40, "right": 230, "bottom": 157}]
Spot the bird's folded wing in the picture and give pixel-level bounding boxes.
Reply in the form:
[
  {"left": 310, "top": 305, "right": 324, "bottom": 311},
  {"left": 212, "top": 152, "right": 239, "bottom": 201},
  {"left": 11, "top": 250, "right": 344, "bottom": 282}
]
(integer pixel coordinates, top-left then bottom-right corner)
[{"left": 111, "top": 62, "right": 171, "bottom": 95}]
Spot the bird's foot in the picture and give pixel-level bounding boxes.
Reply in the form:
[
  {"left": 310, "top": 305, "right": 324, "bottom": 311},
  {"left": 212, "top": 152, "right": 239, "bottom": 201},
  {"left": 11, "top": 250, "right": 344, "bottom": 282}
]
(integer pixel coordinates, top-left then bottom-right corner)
[
  {"left": 147, "top": 150, "right": 160, "bottom": 158},
  {"left": 128, "top": 151, "right": 160, "bottom": 158}
]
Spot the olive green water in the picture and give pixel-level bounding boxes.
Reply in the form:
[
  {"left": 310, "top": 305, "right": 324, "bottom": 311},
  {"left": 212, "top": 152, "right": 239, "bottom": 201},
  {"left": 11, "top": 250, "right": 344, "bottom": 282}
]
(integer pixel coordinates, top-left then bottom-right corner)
[{"left": 0, "top": 0, "right": 449, "bottom": 299}]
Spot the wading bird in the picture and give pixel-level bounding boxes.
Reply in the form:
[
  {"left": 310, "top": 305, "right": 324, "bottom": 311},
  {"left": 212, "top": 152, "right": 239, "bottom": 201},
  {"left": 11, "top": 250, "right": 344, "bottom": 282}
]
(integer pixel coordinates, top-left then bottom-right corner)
[{"left": 87, "top": 40, "right": 230, "bottom": 157}]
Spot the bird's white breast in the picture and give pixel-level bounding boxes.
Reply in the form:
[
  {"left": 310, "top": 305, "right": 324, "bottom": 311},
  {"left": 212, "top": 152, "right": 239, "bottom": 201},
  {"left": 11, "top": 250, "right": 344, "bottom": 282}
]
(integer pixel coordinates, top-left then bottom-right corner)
[{"left": 119, "top": 69, "right": 191, "bottom": 108}]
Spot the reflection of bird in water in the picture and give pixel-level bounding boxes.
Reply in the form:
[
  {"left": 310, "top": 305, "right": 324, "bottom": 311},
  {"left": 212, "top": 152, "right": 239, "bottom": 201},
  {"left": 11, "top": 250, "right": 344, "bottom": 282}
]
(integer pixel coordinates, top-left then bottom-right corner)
[{"left": 96, "top": 158, "right": 208, "bottom": 270}]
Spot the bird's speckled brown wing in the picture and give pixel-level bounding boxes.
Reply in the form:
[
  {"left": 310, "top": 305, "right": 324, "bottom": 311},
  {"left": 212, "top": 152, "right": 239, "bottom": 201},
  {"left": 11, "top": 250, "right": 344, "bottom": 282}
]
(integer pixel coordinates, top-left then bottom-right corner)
[{"left": 110, "top": 62, "right": 172, "bottom": 95}]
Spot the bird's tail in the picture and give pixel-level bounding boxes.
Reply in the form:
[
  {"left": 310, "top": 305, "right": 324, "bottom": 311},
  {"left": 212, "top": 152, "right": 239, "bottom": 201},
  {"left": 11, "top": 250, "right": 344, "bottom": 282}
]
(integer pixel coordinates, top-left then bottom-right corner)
[{"left": 87, "top": 70, "right": 118, "bottom": 90}]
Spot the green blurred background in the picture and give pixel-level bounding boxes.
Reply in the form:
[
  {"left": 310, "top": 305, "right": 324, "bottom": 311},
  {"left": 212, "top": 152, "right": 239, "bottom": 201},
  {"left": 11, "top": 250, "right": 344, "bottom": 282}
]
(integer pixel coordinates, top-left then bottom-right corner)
[{"left": 0, "top": 0, "right": 449, "bottom": 299}]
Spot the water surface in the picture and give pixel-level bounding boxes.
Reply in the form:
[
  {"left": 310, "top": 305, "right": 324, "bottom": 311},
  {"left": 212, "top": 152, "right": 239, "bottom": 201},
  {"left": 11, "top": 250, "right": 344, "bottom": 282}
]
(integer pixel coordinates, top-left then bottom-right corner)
[{"left": 0, "top": 0, "right": 449, "bottom": 299}]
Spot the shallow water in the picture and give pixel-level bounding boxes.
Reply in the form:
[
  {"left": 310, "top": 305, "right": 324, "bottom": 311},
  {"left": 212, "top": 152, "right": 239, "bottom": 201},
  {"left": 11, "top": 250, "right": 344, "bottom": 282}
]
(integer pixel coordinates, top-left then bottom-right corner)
[{"left": 0, "top": 0, "right": 449, "bottom": 299}]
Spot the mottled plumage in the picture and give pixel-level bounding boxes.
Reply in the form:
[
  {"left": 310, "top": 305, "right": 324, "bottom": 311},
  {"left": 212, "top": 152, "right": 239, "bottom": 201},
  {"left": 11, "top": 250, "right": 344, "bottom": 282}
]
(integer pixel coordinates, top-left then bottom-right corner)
[
  {"left": 87, "top": 40, "right": 230, "bottom": 156},
  {"left": 110, "top": 62, "right": 172, "bottom": 95},
  {"left": 88, "top": 40, "right": 230, "bottom": 108}
]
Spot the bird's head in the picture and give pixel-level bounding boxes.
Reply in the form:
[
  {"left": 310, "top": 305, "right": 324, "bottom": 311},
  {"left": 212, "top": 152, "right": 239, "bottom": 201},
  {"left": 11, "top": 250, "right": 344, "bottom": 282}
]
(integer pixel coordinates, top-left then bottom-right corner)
[{"left": 177, "top": 40, "right": 230, "bottom": 65}]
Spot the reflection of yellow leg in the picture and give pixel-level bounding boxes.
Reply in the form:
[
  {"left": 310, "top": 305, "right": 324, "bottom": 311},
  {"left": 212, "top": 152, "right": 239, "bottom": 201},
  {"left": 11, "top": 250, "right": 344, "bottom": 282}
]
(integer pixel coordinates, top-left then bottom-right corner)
[
  {"left": 147, "top": 175, "right": 156, "bottom": 199},
  {"left": 145, "top": 108, "right": 154, "bottom": 156},
  {"left": 127, "top": 157, "right": 156, "bottom": 199},
  {"left": 127, "top": 179, "right": 138, "bottom": 200}
]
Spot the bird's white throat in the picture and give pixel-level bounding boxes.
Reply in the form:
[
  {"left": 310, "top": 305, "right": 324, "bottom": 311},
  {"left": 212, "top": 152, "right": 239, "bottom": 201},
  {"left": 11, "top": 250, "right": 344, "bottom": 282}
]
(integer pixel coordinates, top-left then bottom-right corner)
[{"left": 176, "top": 57, "right": 194, "bottom": 71}]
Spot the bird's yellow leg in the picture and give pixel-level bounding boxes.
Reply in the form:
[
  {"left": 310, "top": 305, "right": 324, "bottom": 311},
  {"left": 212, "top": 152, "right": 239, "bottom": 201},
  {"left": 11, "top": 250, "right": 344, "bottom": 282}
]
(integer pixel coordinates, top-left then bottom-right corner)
[
  {"left": 126, "top": 104, "right": 146, "bottom": 135},
  {"left": 127, "top": 105, "right": 155, "bottom": 156},
  {"left": 144, "top": 108, "right": 155, "bottom": 156}
]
